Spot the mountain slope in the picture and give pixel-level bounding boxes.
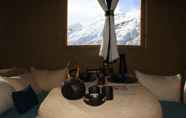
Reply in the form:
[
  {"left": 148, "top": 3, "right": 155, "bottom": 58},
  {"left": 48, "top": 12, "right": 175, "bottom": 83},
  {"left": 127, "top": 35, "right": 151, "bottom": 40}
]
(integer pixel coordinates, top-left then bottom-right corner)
[{"left": 68, "top": 10, "right": 140, "bottom": 46}]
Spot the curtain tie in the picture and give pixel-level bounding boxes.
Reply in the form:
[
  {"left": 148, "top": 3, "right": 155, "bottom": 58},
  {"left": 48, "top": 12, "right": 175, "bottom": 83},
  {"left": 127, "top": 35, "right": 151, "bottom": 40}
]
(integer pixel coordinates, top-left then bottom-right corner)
[{"left": 105, "top": 10, "right": 114, "bottom": 16}]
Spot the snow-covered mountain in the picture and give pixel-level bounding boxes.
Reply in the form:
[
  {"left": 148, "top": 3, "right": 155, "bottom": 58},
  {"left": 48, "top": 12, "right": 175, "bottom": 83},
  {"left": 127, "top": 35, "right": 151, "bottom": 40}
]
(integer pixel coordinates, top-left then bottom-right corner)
[{"left": 68, "top": 10, "right": 140, "bottom": 46}]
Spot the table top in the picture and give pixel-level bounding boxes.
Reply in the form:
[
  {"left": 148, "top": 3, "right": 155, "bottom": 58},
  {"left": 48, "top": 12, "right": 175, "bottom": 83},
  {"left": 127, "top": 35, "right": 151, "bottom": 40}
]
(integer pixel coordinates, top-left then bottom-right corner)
[{"left": 38, "top": 83, "right": 162, "bottom": 118}]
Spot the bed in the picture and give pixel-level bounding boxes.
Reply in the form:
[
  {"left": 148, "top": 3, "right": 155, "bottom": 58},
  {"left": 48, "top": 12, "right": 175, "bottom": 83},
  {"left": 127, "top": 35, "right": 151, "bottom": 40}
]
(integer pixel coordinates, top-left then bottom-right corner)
[{"left": 38, "top": 83, "right": 162, "bottom": 118}]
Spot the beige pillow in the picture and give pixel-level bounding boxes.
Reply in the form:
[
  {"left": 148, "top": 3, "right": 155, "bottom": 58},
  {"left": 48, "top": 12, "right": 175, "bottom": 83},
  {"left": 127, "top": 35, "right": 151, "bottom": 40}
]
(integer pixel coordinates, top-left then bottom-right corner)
[
  {"left": 0, "top": 67, "right": 16, "bottom": 74},
  {"left": 31, "top": 67, "right": 67, "bottom": 91},
  {"left": 2, "top": 73, "right": 41, "bottom": 93},
  {"left": 0, "top": 67, "right": 28, "bottom": 77},
  {"left": 135, "top": 70, "right": 181, "bottom": 102},
  {"left": 0, "top": 79, "right": 15, "bottom": 115}
]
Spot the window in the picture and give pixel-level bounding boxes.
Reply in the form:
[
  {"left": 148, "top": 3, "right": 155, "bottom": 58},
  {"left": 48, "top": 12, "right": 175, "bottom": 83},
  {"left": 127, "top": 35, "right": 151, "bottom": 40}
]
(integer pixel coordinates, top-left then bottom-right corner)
[{"left": 67, "top": 0, "right": 142, "bottom": 46}]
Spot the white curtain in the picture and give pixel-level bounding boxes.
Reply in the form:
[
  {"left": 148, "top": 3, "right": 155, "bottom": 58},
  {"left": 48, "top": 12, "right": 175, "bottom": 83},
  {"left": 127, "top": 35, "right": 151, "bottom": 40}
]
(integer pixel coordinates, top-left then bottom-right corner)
[{"left": 98, "top": 0, "right": 119, "bottom": 63}]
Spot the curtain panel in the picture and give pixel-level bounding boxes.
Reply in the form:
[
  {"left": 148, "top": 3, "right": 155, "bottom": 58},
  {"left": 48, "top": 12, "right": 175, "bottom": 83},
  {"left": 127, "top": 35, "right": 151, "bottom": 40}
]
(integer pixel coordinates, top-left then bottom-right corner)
[{"left": 98, "top": 0, "right": 119, "bottom": 63}]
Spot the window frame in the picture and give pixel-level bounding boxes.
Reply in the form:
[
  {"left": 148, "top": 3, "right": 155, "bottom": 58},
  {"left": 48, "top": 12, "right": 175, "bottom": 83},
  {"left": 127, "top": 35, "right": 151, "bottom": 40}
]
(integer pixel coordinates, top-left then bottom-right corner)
[{"left": 65, "top": 0, "right": 146, "bottom": 48}]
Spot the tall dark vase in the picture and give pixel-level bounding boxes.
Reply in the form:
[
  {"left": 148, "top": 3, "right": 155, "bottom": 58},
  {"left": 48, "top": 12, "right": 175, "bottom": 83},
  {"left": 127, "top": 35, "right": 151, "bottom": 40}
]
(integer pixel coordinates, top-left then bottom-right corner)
[{"left": 119, "top": 54, "right": 128, "bottom": 79}]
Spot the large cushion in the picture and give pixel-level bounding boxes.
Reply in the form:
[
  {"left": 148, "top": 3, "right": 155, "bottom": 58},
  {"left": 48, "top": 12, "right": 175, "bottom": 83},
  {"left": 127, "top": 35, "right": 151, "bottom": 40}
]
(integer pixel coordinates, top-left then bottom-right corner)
[
  {"left": 0, "top": 67, "right": 28, "bottom": 77},
  {"left": 0, "top": 106, "right": 38, "bottom": 118},
  {"left": 1, "top": 91, "right": 49, "bottom": 118},
  {"left": 0, "top": 67, "right": 16, "bottom": 74},
  {"left": 38, "top": 87, "right": 162, "bottom": 118},
  {"left": 31, "top": 67, "right": 67, "bottom": 91},
  {"left": 12, "top": 85, "right": 38, "bottom": 114},
  {"left": 135, "top": 70, "right": 181, "bottom": 102},
  {"left": 0, "top": 77, "right": 15, "bottom": 115},
  {"left": 160, "top": 101, "right": 186, "bottom": 118},
  {"left": 2, "top": 73, "right": 41, "bottom": 93}
]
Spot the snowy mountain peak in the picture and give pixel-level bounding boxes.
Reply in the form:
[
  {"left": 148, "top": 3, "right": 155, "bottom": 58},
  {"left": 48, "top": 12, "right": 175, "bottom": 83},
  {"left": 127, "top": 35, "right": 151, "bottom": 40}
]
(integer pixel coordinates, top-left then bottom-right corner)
[{"left": 68, "top": 10, "right": 140, "bottom": 46}]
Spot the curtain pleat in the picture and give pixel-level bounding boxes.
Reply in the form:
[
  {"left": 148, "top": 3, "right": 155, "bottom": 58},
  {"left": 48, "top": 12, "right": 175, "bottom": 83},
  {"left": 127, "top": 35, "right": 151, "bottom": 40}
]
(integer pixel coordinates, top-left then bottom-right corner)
[{"left": 98, "top": 0, "right": 119, "bottom": 63}]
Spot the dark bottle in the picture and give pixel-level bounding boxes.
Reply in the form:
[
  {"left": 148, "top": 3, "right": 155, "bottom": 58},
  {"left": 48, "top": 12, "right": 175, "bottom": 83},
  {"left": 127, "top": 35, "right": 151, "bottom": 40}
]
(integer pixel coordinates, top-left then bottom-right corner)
[{"left": 119, "top": 54, "right": 128, "bottom": 78}]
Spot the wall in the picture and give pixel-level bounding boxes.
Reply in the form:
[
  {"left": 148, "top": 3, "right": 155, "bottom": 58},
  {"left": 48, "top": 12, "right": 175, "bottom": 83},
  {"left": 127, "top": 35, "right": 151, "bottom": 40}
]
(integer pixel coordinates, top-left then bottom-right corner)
[
  {"left": 0, "top": 0, "right": 185, "bottom": 75},
  {"left": 0, "top": 1, "right": 16, "bottom": 67}
]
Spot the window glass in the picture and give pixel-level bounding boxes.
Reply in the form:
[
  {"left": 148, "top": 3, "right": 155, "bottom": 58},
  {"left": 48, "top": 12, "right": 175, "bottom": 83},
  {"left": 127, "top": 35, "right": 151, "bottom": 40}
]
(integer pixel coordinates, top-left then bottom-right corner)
[{"left": 68, "top": 0, "right": 141, "bottom": 46}]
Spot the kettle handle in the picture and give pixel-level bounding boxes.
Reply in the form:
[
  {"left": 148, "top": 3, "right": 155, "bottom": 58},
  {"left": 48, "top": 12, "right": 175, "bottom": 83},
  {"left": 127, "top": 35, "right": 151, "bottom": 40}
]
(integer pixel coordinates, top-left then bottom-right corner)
[
  {"left": 75, "top": 64, "right": 80, "bottom": 79},
  {"left": 64, "top": 68, "right": 70, "bottom": 80}
]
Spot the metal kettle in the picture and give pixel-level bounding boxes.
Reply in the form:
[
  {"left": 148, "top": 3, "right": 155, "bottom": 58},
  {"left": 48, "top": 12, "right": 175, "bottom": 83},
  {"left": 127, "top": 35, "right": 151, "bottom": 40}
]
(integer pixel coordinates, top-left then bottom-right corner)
[
  {"left": 61, "top": 64, "right": 85, "bottom": 100},
  {"left": 62, "top": 78, "right": 85, "bottom": 100}
]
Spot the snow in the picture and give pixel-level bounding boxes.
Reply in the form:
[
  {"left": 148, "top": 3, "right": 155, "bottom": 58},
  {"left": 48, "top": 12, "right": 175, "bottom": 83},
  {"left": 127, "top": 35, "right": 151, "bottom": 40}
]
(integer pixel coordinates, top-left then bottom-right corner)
[{"left": 68, "top": 10, "right": 140, "bottom": 46}]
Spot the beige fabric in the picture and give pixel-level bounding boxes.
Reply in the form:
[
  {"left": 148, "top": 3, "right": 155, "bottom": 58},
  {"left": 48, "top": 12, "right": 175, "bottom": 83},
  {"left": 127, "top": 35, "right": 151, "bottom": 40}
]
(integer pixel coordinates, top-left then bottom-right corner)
[
  {"left": 135, "top": 70, "right": 181, "bottom": 102},
  {"left": 0, "top": 67, "right": 16, "bottom": 74},
  {"left": 31, "top": 68, "right": 67, "bottom": 91},
  {"left": 38, "top": 84, "right": 162, "bottom": 118},
  {"left": 0, "top": 67, "right": 29, "bottom": 77},
  {"left": 2, "top": 73, "right": 41, "bottom": 93},
  {"left": 0, "top": 78, "right": 15, "bottom": 115}
]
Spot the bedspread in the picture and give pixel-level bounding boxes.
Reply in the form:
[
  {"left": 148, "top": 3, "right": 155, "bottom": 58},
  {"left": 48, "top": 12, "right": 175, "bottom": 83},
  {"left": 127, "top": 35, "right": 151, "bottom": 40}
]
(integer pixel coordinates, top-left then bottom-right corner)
[{"left": 38, "top": 83, "right": 162, "bottom": 118}]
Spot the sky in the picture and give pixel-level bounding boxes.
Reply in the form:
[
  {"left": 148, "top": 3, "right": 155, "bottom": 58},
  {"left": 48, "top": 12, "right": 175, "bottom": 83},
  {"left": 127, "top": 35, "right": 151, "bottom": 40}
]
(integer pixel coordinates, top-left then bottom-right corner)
[
  {"left": 68, "top": 0, "right": 140, "bottom": 26},
  {"left": 118, "top": 0, "right": 140, "bottom": 12}
]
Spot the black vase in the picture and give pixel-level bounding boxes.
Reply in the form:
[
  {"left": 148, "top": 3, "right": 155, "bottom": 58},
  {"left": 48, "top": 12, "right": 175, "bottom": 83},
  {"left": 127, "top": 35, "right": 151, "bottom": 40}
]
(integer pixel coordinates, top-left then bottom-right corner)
[
  {"left": 119, "top": 54, "right": 128, "bottom": 76},
  {"left": 102, "top": 86, "right": 113, "bottom": 100}
]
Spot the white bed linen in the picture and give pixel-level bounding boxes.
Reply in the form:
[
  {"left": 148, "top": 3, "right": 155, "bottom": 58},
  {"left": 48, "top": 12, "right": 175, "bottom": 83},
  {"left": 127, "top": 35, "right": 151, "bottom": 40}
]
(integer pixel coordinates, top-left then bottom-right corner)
[{"left": 38, "top": 83, "right": 162, "bottom": 118}]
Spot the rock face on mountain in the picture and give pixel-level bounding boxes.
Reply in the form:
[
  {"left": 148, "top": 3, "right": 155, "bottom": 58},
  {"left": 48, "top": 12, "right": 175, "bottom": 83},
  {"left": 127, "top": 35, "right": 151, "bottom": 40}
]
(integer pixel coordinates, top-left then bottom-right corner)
[{"left": 68, "top": 10, "right": 140, "bottom": 46}]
